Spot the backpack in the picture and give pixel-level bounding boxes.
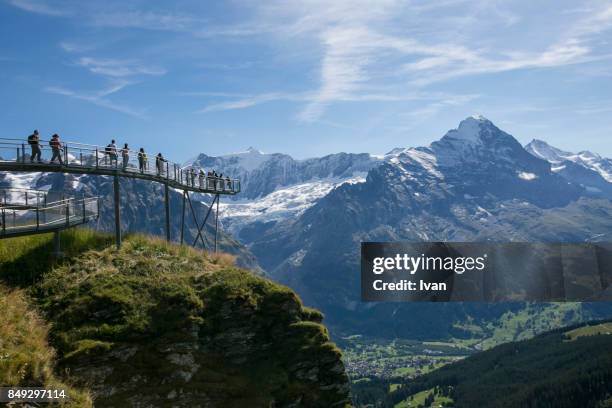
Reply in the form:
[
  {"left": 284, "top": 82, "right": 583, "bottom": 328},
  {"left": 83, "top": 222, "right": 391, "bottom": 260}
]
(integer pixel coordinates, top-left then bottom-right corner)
[{"left": 28, "top": 134, "right": 36, "bottom": 144}]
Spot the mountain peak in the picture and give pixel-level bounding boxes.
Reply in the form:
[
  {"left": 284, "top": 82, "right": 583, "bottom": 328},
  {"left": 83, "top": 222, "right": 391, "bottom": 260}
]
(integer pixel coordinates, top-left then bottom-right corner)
[
  {"left": 245, "top": 146, "right": 264, "bottom": 154},
  {"left": 469, "top": 114, "right": 489, "bottom": 121},
  {"left": 446, "top": 115, "right": 493, "bottom": 143},
  {"left": 525, "top": 139, "right": 570, "bottom": 163}
]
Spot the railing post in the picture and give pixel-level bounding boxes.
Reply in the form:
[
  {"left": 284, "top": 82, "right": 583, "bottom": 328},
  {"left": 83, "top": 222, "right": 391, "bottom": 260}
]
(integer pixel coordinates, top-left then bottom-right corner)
[
  {"left": 1, "top": 209, "right": 5, "bottom": 234},
  {"left": 25, "top": 191, "right": 28, "bottom": 206},
  {"left": 64, "top": 145, "right": 68, "bottom": 165},
  {"left": 16, "top": 147, "right": 20, "bottom": 163},
  {"left": 21, "top": 144, "right": 25, "bottom": 163},
  {"left": 95, "top": 147, "right": 99, "bottom": 168},
  {"left": 180, "top": 190, "right": 186, "bottom": 245}
]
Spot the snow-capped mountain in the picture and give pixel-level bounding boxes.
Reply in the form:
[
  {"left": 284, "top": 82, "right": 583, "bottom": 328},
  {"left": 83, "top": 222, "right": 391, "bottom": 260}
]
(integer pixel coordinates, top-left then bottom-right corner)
[
  {"left": 186, "top": 148, "right": 380, "bottom": 238},
  {"left": 526, "top": 139, "right": 612, "bottom": 198},
  {"left": 187, "top": 149, "right": 380, "bottom": 200},
  {"left": 3, "top": 115, "right": 612, "bottom": 339},
  {"left": 526, "top": 139, "right": 612, "bottom": 182},
  {"left": 242, "top": 116, "right": 612, "bottom": 338}
]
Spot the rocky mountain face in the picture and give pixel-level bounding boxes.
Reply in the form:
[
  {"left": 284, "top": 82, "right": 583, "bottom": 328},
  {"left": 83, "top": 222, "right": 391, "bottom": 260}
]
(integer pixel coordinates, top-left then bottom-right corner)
[
  {"left": 3, "top": 116, "right": 612, "bottom": 340},
  {"left": 0, "top": 231, "right": 352, "bottom": 407},
  {"left": 526, "top": 139, "right": 612, "bottom": 199},
  {"left": 188, "top": 148, "right": 379, "bottom": 200},
  {"left": 239, "top": 116, "right": 612, "bottom": 338},
  {"left": 187, "top": 148, "right": 378, "bottom": 239}
]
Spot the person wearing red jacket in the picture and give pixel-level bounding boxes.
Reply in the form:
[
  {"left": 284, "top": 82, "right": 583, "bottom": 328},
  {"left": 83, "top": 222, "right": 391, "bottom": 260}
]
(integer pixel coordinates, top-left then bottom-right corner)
[{"left": 49, "top": 134, "right": 63, "bottom": 165}]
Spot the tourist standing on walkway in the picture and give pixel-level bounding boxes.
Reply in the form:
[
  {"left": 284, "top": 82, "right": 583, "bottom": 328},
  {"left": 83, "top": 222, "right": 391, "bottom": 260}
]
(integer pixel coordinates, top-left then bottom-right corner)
[
  {"left": 27, "top": 130, "right": 42, "bottom": 163},
  {"left": 121, "top": 143, "right": 130, "bottom": 170},
  {"left": 156, "top": 153, "right": 165, "bottom": 176},
  {"left": 138, "top": 148, "right": 147, "bottom": 173},
  {"left": 190, "top": 168, "right": 196, "bottom": 187},
  {"left": 106, "top": 140, "right": 118, "bottom": 167},
  {"left": 49, "top": 134, "right": 63, "bottom": 164},
  {"left": 199, "top": 168, "right": 205, "bottom": 188}
]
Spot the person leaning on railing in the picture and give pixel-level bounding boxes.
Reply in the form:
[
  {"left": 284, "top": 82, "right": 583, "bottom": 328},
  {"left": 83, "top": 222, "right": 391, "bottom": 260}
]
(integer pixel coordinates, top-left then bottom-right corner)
[
  {"left": 155, "top": 153, "right": 165, "bottom": 176},
  {"left": 199, "top": 168, "right": 205, "bottom": 188},
  {"left": 121, "top": 143, "right": 130, "bottom": 170},
  {"left": 105, "top": 139, "right": 118, "bottom": 167},
  {"left": 27, "top": 130, "right": 42, "bottom": 163},
  {"left": 138, "top": 148, "right": 147, "bottom": 173},
  {"left": 49, "top": 134, "right": 63, "bottom": 165}
]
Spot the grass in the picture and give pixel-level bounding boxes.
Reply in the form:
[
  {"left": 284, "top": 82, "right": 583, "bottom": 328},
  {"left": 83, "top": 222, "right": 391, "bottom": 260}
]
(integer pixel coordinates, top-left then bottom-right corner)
[
  {"left": 0, "top": 284, "right": 92, "bottom": 407},
  {"left": 392, "top": 361, "right": 449, "bottom": 378},
  {"left": 0, "top": 228, "right": 113, "bottom": 287},
  {"left": 0, "top": 228, "right": 351, "bottom": 407},
  {"left": 565, "top": 322, "right": 612, "bottom": 340},
  {"left": 394, "top": 388, "right": 453, "bottom": 408}
]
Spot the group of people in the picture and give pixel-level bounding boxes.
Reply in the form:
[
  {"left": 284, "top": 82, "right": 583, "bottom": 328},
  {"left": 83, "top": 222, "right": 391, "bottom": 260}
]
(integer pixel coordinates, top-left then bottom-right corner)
[
  {"left": 25, "top": 130, "right": 234, "bottom": 191},
  {"left": 27, "top": 130, "right": 64, "bottom": 164},
  {"left": 184, "top": 167, "right": 232, "bottom": 190},
  {"left": 102, "top": 139, "right": 165, "bottom": 175}
]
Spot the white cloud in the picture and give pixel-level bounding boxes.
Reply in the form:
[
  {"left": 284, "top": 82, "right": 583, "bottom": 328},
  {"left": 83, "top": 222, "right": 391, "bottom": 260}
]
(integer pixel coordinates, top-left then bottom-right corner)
[
  {"left": 45, "top": 83, "right": 147, "bottom": 119},
  {"left": 11, "top": 0, "right": 612, "bottom": 126},
  {"left": 7, "top": 0, "right": 67, "bottom": 16},
  {"left": 76, "top": 57, "right": 166, "bottom": 77}
]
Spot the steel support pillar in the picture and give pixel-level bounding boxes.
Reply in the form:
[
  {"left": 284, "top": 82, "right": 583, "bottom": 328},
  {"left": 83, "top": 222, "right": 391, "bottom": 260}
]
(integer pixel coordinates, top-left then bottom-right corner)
[
  {"left": 214, "top": 194, "right": 219, "bottom": 253},
  {"left": 180, "top": 190, "right": 186, "bottom": 245},
  {"left": 113, "top": 174, "right": 121, "bottom": 249},
  {"left": 164, "top": 182, "right": 171, "bottom": 242}
]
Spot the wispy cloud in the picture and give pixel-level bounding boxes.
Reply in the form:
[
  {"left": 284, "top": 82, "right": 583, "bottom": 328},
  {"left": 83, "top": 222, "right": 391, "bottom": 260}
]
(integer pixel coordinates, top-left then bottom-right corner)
[
  {"left": 76, "top": 57, "right": 166, "bottom": 77},
  {"left": 7, "top": 0, "right": 68, "bottom": 16},
  {"left": 45, "top": 82, "right": 147, "bottom": 119},
  {"left": 59, "top": 41, "right": 95, "bottom": 53},
  {"left": 198, "top": 92, "right": 309, "bottom": 113},
  {"left": 9, "top": 0, "right": 612, "bottom": 128}
]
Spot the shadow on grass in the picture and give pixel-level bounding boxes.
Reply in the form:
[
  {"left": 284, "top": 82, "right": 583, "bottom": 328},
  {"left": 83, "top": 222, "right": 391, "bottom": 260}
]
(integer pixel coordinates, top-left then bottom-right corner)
[{"left": 0, "top": 228, "right": 113, "bottom": 287}]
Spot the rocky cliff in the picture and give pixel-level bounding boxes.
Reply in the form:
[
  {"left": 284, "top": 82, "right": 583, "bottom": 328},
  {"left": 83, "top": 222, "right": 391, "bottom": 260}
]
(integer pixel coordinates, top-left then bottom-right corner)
[{"left": 0, "top": 230, "right": 352, "bottom": 407}]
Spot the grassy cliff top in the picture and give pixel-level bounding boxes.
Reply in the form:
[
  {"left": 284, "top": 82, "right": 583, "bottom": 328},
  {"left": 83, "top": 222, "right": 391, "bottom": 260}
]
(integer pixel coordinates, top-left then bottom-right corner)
[
  {"left": 0, "top": 284, "right": 92, "bottom": 407},
  {"left": 0, "top": 229, "right": 352, "bottom": 407}
]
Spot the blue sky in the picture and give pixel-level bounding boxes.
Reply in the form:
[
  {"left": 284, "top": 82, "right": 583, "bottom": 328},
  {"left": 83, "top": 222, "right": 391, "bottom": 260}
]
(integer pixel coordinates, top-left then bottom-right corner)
[{"left": 1, "top": 0, "right": 612, "bottom": 160}]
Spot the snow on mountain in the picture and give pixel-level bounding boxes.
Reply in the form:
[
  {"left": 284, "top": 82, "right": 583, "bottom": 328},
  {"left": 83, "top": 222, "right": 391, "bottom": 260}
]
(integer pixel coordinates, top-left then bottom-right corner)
[
  {"left": 188, "top": 149, "right": 379, "bottom": 201},
  {"left": 219, "top": 173, "right": 367, "bottom": 236},
  {"left": 526, "top": 139, "right": 612, "bottom": 182},
  {"left": 217, "top": 147, "right": 272, "bottom": 172},
  {"left": 445, "top": 114, "right": 486, "bottom": 143}
]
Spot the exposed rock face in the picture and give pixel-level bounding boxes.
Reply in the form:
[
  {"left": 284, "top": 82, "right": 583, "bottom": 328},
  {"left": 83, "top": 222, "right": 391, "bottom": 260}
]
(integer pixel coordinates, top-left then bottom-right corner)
[
  {"left": 189, "top": 150, "right": 379, "bottom": 200},
  {"left": 33, "top": 236, "right": 352, "bottom": 407},
  {"left": 244, "top": 116, "right": 612, "bottom": 338}
]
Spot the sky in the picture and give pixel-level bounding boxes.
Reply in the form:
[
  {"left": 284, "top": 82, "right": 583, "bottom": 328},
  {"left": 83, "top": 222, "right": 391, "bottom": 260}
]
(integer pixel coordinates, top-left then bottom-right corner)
[{"left": 1, "top": 0, "right": 612, "bottom": 161}]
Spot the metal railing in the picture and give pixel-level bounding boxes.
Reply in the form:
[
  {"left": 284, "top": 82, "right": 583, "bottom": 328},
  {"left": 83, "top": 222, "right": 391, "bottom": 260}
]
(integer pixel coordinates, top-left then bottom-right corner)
[
  {"left": 0, "top": 138, "right": 241, "bottom": 194},
  {"left": 0, "top": 189, "right": 99, "bottom": 235}
]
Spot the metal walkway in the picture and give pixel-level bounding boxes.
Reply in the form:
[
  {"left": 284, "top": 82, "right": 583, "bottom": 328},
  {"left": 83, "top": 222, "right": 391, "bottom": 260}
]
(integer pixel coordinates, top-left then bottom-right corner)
[
  {"left": 0, "top": 189, "right": 99, "bottom": 240},
  {"left": 0, "top": 138, "right": 240, "bottom": 195},
  {"left": 0, "top": 137, "right": 242, "bottom": 250}
]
